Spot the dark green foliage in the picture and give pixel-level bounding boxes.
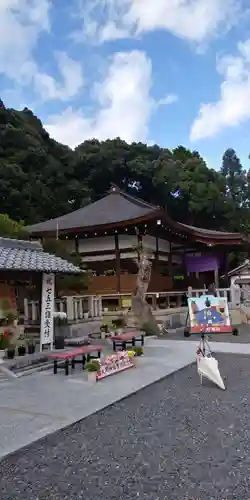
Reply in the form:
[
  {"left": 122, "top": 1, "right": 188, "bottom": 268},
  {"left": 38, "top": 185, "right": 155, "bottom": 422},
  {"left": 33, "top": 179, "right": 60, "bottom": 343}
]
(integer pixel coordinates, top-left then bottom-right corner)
[{"left": 0, "top": 100, "right": 250, "bottom": 235}]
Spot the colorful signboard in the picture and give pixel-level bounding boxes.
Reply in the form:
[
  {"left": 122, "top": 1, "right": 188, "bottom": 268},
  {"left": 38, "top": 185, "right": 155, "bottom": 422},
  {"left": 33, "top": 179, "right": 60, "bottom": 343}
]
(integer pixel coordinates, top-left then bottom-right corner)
[
  {"left": 40, "top": 273, "right": 55, "bottom": 347},
  {"left": 188, "top": 294, "right": 232, "bottom": 334},
  {"left": 96, "top": 351, "right": 134, "bottom": 380}
]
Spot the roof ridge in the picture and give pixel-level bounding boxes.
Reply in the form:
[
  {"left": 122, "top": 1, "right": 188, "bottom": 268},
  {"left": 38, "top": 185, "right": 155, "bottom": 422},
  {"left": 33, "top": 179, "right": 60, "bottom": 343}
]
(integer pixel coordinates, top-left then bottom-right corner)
[
  {"left": 0, "top": 237, "right": 43, "bottom": 251},
  {"left": 109, "top": 183, "right": 159, "bottom": 210}
]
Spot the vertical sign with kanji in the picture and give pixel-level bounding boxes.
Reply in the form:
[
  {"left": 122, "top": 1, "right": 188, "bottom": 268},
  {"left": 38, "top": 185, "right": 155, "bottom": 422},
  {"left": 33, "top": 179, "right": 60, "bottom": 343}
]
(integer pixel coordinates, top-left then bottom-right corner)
[{"left": 40, "top": 273, "right": 55, "bottom": 349}]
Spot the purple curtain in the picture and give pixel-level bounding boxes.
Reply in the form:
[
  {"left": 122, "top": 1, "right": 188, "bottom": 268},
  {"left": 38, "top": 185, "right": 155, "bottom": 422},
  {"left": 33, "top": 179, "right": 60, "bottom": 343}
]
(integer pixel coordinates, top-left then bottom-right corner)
[{"left": 185, "top": 255, "right": 220, "bottom": 273}]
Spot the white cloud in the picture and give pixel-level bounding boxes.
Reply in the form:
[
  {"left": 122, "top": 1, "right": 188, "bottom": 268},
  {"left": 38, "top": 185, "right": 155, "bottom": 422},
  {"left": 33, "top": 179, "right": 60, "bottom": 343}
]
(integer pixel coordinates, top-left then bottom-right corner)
[
  {"left": 45, "top": 50, "right": 177, "bottom": 148},
  {"left": 73, "top": 0, "right": 242, "bottom": 45},
  {"left": 0, "top": 0, "right": 51, "bottom": 84},
  {"left": 190, "top": 39, "right": 250, "bottom": 141},
  {"left": 155, "top": 94, "right": 178, "bottom": 107},
  {"left": 0, "top": 1, "right": 84, "bottom": 102},
  {"left": 35, "top": 52, "right": 84, "bottom": 102}
]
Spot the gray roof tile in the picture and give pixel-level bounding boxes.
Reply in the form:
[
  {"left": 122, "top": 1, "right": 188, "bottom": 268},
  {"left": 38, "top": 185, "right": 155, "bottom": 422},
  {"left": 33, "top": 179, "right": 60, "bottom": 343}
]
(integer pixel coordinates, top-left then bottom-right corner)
[
  {"left": 0, "top": 238, "right": 81, "bottom": 274},
  {"left": 27, "top": 189, "right": 157, "bottom": 234}
]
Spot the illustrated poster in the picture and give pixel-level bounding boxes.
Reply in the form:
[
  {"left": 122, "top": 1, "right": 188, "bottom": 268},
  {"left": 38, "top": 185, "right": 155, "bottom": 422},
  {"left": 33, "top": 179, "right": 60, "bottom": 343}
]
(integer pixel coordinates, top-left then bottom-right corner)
[{"left": 188, "top": 295, "right": 232, "bottom": 333}]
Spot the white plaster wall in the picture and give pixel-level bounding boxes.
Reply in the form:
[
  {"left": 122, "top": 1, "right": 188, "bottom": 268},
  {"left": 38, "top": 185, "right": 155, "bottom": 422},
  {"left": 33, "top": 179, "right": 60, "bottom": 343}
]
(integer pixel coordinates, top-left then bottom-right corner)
[
  {"left": 78, "top": 236, "right": 115, "bottom": 253},
  {"left": 158, "top": 255, "right": 182, "bottom": 264},
  {"left": 81, "top": 254, "right": 115, "bottom": 262},
  {"left": 142, "top": 235, "right": 156, "bottom": 251},
  {"left": 119, "top": 235, "right": 137, "bottom": 248},
  {"left": 158, "top": 238, "right": 170, "bottom": 252},
  {"left": 120, "top": 252, "right": 137, "bottom": 259}
]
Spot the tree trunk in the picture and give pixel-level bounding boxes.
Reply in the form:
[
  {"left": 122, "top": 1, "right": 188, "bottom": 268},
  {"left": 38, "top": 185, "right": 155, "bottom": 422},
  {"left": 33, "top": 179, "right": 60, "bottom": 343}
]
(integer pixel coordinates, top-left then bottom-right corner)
[{"left": 131, "top": 246, "right": 161, "bottom": 336}]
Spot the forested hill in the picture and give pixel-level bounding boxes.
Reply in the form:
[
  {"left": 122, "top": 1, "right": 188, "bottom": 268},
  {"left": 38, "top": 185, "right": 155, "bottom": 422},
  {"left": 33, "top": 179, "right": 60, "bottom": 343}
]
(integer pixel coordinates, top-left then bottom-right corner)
[{"left": 0, "top": 98, "right": 249, "bottom": 233}]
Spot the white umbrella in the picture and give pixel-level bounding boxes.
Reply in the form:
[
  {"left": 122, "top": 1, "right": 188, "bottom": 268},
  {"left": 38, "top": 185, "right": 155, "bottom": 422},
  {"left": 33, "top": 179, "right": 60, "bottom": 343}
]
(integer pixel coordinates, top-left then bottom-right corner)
[{"left": 197, "top": 351, "right": 225, "bottom": 390}]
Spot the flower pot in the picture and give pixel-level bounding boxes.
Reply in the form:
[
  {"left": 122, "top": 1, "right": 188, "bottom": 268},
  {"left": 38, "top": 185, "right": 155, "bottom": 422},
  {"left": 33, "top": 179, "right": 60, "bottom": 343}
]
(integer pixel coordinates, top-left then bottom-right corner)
[
  {"left": 0, "top": 349, "right": 5, "bottom": 359},
  {"left": 87, "top": 372, "right": 97, "bottom": 383},
  {"left": 132, "top": 356, "right": 138, "bottom": 366},
  {"left": 7, "top": 348, "right": 15, "bottom": 359},
  {"left": 18, "top": 345, "right": 26, "bottom": 356},
  {"left": 54, "top": 336, "right": 65, "bottom": 350},
  {"left": 28, "top": 344, "right": 35, "bottom": 355},
  {"left": 84, "top": 312, "right": 89, "bottom": 320}
]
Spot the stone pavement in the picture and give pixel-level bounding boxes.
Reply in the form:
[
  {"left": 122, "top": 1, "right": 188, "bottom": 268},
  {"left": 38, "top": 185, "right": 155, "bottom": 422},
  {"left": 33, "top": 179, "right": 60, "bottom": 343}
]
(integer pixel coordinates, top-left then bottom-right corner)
[
  {"left": 0, "top": 339, "right": 195, "bottom": 460},
  {"left": 0, "top": 337, "right": 250, "bottom": 460}
]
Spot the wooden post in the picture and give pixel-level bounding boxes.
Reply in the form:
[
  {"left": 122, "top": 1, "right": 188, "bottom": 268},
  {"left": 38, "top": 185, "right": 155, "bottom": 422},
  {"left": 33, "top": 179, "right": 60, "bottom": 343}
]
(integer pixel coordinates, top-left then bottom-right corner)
[
  {"left": 168, "top": 242, "right": 173, "bottom": 278},
  {"left": 114, "top": 233, "right": 121, "bottom": 294},
  {"left": 154, "top": 236, "right": 159, "bottom": 273},
  {"left": 214, "top": 267, "right": 219, "bottom": 289}
]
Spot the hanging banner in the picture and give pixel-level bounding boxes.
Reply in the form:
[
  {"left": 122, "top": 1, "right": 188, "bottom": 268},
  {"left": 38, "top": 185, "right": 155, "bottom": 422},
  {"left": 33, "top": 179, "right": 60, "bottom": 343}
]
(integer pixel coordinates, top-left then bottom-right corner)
[
  {"left": 188, "top": 294, "right": 232, "bottom": 334},
  {"left": 40, "top": 273, "right": 55, "bottom": 347}
]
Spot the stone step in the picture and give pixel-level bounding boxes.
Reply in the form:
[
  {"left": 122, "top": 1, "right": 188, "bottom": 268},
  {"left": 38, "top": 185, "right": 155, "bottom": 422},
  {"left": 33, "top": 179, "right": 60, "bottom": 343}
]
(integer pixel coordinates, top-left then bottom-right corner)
[{"left": 0, "top": 359, "right": 54, "bottom": 382}]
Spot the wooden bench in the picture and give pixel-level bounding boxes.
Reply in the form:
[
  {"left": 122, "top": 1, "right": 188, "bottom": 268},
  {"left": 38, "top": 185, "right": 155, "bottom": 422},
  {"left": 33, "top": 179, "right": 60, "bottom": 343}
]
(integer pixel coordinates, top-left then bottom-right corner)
[
  {"left": 47, "top": 345, "right": 104, "bottom": 375},
  {"left": 110, "top": 332, "right": 144, "bottom": 352}
]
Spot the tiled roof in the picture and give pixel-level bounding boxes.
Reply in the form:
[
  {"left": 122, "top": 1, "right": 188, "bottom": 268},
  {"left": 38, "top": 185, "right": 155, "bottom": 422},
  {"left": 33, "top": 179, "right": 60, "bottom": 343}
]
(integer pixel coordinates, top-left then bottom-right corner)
[
  {"left": 27, "top": 185, "right": 158, "bottom": 234},
  {"left": 178, "top": 223, "right": 242, "bottom": 239},
  {"left": 0, "top": 238, "right": 82, "bottom": 274},
  {"left": 27, "top": 184, "right": 247, "bottom": 244}
]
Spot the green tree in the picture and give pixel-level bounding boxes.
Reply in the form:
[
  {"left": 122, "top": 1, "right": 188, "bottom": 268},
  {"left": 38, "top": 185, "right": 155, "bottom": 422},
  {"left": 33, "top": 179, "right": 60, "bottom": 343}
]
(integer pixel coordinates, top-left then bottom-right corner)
[
  {"left": 42, "top": 238, "right": 88, "bottom": 295},
  {"left": 221, "top": 148, "right": 249, "bottom": 231},
  {"left": 0, "top": 213, "right": 28, "bottom": 239}
]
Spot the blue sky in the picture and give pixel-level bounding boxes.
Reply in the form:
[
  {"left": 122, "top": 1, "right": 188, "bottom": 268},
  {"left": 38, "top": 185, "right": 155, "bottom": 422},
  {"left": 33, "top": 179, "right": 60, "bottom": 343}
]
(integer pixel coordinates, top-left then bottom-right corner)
[{"left": 1, "top": 1, "right": 250, "bottom": 171}]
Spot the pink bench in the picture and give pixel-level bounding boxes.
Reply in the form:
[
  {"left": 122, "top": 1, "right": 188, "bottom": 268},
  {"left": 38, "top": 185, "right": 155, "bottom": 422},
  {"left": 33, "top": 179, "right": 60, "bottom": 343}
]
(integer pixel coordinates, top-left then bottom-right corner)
[
  {"left": 110, "top": 332, "right": 144, "bottom": 352},
  {"left": 47, "top": 345, "right": 104, "bottom": 375}
]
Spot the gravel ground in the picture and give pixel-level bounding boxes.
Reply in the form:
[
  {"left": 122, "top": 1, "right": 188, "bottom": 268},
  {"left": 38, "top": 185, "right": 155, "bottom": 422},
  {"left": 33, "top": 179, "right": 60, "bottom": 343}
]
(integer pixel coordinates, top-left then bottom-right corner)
[{"left": 1, "top": 353, "right": 250, "bottom": 500}]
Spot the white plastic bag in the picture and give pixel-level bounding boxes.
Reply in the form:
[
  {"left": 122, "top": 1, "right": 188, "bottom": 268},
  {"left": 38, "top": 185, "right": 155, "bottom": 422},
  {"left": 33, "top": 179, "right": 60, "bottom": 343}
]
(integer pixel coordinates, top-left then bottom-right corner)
[{"left": 197, "top": 353, "right": 225, "bottom": 390}]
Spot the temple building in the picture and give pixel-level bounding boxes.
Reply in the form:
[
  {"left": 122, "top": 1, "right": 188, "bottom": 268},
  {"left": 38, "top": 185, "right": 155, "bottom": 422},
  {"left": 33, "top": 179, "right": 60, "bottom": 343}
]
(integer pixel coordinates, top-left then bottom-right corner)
[{"left": 27, "top": 185, "right": 249, "bottom": 296}]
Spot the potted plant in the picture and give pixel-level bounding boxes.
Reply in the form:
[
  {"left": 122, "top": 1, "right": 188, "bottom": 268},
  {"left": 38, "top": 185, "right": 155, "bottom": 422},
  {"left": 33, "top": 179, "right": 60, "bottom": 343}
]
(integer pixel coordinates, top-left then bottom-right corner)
[
  {"left": 27, "top": 340, "right": 36, "bottom": 354},
  {"left": 85, "top": 359, "right": 100, "bottom": 382},
  {"left": 133, "top": 346, "right": 144, "bottom": 357},
  {"left": 101, "top": 323, "right": 109, "bottom": 334},
  {"left": 6, "top": 344, "right": 15, "bottom": 359},
  {"left": 0, "top": 329, "right": 9, "bottom": 358},
  {"left": 100, "top": 322, "right": 113, "bottom": 339},
  {"left": 54, "top": 312, "right": 69, "bottom": 349},
  {"left": 112, "top": 317, "right": 125, "bottom": 335},
  {"left": 17, "top": 334, "right": 26, "bottom": 356}
]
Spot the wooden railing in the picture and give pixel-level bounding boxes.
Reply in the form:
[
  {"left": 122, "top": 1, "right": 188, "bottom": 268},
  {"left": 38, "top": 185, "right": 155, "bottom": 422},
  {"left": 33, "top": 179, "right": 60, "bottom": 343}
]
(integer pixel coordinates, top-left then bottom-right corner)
[
  {"left": 87, "top": 272, "right": 172, "bottom": 294},
  {"left": 23, "top": 287, "right": 231, "bottom": 323}
]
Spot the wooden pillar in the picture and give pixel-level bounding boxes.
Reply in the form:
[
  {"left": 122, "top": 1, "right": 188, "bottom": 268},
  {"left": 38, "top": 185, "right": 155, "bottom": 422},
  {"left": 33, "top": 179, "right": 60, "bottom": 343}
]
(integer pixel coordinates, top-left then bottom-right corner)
[
  {"left": 114, "top": 233, "right": 121, "bottom": 294},
  {"left": 182, "top": 249, "right": 187, "bottom": 278},
  {"left": 154, "top": 235, "right": 159, "bottom": 273},
  {"left": 214, "top": 267, "right": 219, "bottom": 289},
  {"left": 168, "top": 242, "right": 173, "bottom": 280},
  {"left": 74, "top": 236, "right": 79, "bottom": 255}
]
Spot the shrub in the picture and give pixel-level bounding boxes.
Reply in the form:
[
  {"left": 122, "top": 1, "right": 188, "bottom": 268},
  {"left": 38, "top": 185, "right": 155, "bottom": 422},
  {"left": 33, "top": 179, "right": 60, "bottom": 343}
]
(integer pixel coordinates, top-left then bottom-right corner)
[
  {"left": 85, "top": 359, "right": 101, "bottom": 372},
  {"left": 133, "top": 346, "right": 143, "bottom": 357},
  {"left": 141, "top": 322, "right": 157, "bottom": 336},
  {"left": 112, "top": 317, "right": 125, "bottom": 329}
]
